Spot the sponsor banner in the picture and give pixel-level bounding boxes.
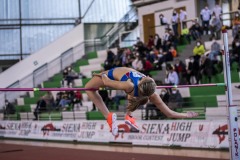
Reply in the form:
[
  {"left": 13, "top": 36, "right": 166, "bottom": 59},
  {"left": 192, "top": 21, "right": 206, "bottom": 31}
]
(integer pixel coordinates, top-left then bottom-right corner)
[
  {"left": 0, "top": 120, "right": 237, "bottom": 149},
  {"left": 113, "top": 120, "right": 211, "bottom": 148}
]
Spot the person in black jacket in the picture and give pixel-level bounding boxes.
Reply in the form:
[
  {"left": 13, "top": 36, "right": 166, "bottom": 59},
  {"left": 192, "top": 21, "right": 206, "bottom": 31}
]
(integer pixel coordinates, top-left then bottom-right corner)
[
  {"left": 33, "top": 97, "right": 47, "bottom": 120},
  {"left": 4, "top": 100, "right": 16, "bottom": 115},
  {"left": 145, "top": 88, "right": 169, "bottom": 120}
]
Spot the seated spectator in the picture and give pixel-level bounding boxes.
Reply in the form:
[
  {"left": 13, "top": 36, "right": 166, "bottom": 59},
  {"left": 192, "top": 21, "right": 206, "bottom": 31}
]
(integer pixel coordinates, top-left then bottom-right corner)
[
  {"left": 104, "top": 49, "right": 116, "bottom": 70},
  {"left": 131, "top": 53, "right": 143, "bottom": 71},
  {"left": 180, "top": 22, "right": 191, "bottom": 44},
  {"left": 168, "top": 88, "right": 183, "bottom": 111},
  {"left": 65, "top": 67, "right": 79, "bottom": 87},
  {"left": 230, "top": 40, "right": 240, "bottom": 71},
  {"left": 33, "top": 97, "right": 47, "bottom": 120},
  {"left": 199, "top": 55, "right": 214, "bottom": 83},
  {"left": 72, "top": 91, "right": 83, "bottom": 110},
  {"left": 169, "top": 46, "right": 177, "bottom": 58},
  {"left": 142, "top": 57, "right": 153, "bottom": 75},
  {"left": 186, "top": 56, "right": 198, "bottom": 84},
  {"left": 145, "top": 88, "right": 169, "bottom": 120},
  {"left": 189, "top": 20, "right": 202, "bottom": 40},
  {"left": 154, "top": 34, "right": 162, "bottom": 50},
  {"left": 232, "top": 12, "right": 240, "bottom": 38},
  {"left": 159, "top": 13, "right": 169, "bottom": 27},
  {"left": 147, "top": 35, "right": 154, "bottom": 49},
  {"left": 58, "top": 92, "right": 71, "bottom": 110},
  {"left": 208, "top": 36, "right": 221, "bottom": 63},
  {"left": 42, "top": 91, "right": 55, "bottom": 110},
  {"left": 174, "top": 59, "right": 187, "bottom": 84},
  {"left": 165, "top": 65, "right": 179, "bottom": 86},
  {"left": 193, "top": 40, "right": 205, "bottom": 61},
  {"left": 55, "top": 91, "right": 64, "bottom": 107},
  {"left": 4, "top": 100, "right": 16, "bottom": 116}
]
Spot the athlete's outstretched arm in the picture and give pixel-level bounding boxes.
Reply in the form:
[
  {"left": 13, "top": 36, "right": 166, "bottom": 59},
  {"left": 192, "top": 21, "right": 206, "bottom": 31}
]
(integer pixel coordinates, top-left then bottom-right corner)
[{"left": 149, "top": 92, "right": 198, "bottom": 118}]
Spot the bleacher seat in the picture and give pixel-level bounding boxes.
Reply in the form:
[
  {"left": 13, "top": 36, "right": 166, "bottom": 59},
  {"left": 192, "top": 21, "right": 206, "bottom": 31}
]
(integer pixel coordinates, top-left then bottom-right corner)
[
  {"left": 206, "top": 107, "right": 228, "bottom": 120},
  {"left": 217, "top": 95, "right": 240, "bottom": 107},
  {"left": 79, "top": 64, "right": 102, "bottom": 78},
  {"left": 82, "top": 101, "right": 93, "bottom": 111},
  {"left": 62, "top": 111, "right": 87, "bottom": 120},
  {"left": 20, "top": 112, "right": 35, "bottom": 120}
]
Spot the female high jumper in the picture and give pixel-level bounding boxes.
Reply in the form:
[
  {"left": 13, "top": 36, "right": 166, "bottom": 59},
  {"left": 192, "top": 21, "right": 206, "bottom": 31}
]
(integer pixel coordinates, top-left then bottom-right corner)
[{"left": 86, "top": 67, "right": 198, "bottom": 136}]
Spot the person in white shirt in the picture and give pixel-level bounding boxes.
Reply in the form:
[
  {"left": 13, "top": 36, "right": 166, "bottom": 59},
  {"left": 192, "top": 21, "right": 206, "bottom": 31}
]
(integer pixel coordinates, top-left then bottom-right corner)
[
  {"left": 179, "top": 9, "right": 187, "bottom": 27},
  {"left": 159, "top": 13, "right": 169, "bottom": 29},
  {"left": 165, "top": 65, "right": 179, "bottom": 85},
  {"left": 131, "top": 53, "right": 143, "bottom": 71},
  {"left": 171, "top": 10, "right": 179, "bottom": 36},
  {"left": 200, "top": 5, "right": 212, "bottom": 35},
  {"left": 212, "top": 3, "right": 222, "bottom": 19}
]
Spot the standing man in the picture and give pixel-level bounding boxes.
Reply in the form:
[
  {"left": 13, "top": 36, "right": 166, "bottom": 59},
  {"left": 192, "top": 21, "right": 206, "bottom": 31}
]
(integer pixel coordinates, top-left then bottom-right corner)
[
  {"left": 171, "top": 10, "right": 179, "bottom": 36},
  {"left": 179, "top": 9, "right": 187, "bottom": 28},
  {"left": 200, "top": 5, "right": 212, "bottom": 35},
  {"left": 212, "top": 2, "right": 222, "bottom": 20}
]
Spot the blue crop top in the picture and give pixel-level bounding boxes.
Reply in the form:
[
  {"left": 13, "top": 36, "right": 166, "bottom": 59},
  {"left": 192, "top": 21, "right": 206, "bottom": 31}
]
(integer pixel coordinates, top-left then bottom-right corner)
[{"left": 107, "top": 68, "right": 146, "bottom": 97}]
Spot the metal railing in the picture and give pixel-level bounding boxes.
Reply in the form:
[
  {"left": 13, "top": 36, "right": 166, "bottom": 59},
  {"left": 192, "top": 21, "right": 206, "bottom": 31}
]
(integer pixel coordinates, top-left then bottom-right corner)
[
  {"left": 84, "top": 7, "right": 138, "bottom": 52},
  {"left": 0, "top": 42, "right": 85, "bottom": 109}
]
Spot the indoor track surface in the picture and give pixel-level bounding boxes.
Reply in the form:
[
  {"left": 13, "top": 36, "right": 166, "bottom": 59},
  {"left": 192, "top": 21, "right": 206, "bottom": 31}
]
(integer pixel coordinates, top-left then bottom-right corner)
[{"left": 0, "top": 140, "right": 229, "bottom": 160}]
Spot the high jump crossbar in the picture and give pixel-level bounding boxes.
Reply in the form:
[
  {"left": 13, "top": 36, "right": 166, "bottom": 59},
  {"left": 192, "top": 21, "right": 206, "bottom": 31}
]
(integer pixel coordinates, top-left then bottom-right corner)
[{"left": 0, "top": 83, "right": 226, "bottom": 92}]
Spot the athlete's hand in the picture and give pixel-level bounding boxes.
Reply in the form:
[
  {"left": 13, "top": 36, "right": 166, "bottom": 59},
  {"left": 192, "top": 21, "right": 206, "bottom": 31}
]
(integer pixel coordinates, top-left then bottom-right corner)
[
  {"left": 186, "top": 111, "right": 199, "bottom": 118},
  {"left": 92, "top": 72, "right": 102, "bottom": 77}
]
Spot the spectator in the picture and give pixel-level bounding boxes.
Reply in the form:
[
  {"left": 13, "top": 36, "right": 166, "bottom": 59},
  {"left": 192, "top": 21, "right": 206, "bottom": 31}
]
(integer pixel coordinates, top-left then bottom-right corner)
[
  {"left": 33, "top": 97, "right": 47, "bottom": 120},
  {"left": 142, "top": 57, "right": 153, "bottom": 75},
  {"left": 181, "top": 22, "right": 191, "bottom": 44},
  {"left": 132, "top": 53, "right": 143, "bottom": 71},
  {"left": 209, "top": 13, "right": 222, "bottom": 40},
  {"left": 232, "top": 12, "right": 240, "bottom": 39},
  {"left": 169, "top": 46, "right": 177, "bottom": 58},
  {"left": 147, "top": 35, "right": 154, "bottom": 49},
  {"left": 208, "top": 36, "right": 221, "bottom": 64},
  {"left": 165, "top": 65, "right": 179, "bottom": 87},
  {"left": 58, "top": 92, "right": 71, "bottom": 110},
  {"left": 193, "top": 40, "right": 205, "bottom": 60},
  {"left": 104, "top": 49, "right": 115, "bottom": 70},
  {"left": 230, "top": 40, "right": 240, "bottom": 71},
  {"left": 186, "top": 56, "right": 200, "bottom": 84},
  {"left": 189, "top": 20, "right": 202, "bottom": 40},
  {"left": 199, "top": 55, "right": 214, "bottom": 83},
  {"left": 145, "top": 89, "right": 169, "bottom": 120},
  {"left": 212, "top": 2, "right": 222, "bottom": 20},
  {"left": 200, "top": 5, "right": 211, "bottom": 35},
  {"left": 179, "top": 9, "right": 187, "bottom": 26},
  {"left": 42, "top": 91, "right": 54, "bottom": 109},
  {"left": 174, "top": 59, "right": 187, "bottom": 84},
  {"left": 65, "top": 67, "right": 79, "bottom": 87},
  {"left": 4, "top": 100, "right": 16, "bottom": 116},
  {"left": 160, "top": 88, "right": 170, "bottom": 105},
  {"left": 154, "top": 34, "right": 162, "bottom": 50},
  {"left": 171, "top": 10, "right": 179, "bottom": 36},
  {"left": 72, "top": 91, "right": 83, "bottom": 110},
  {"left": 55, "top": 91, "right": 64, "bottom": 107},
  {"left": 168, "top": 88, "right": 183, "bottom": 111},
  {"left": 159, "top": 13, "right": 168, "bottom": 27}
]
